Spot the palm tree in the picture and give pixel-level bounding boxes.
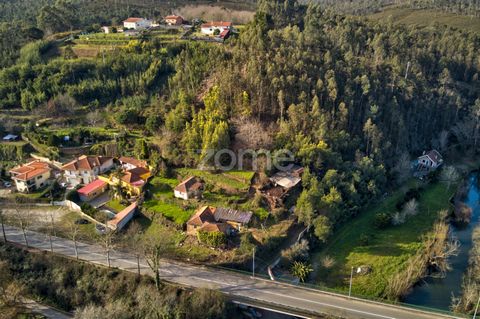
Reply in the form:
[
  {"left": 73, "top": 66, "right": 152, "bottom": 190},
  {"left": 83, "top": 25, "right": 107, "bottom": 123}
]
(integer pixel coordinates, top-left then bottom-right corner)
[
  {"left": 291, "top": 261, "right": 313, "bottom": 283},
  {"left": 109, "top": 168, "right": 126, "bottom": 201}
]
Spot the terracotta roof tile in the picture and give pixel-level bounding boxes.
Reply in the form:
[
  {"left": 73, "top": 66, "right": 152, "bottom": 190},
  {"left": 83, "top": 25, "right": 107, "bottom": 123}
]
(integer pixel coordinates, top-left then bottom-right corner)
[{"left": 9, "top": 160, "right": 51, "bottom": 181}]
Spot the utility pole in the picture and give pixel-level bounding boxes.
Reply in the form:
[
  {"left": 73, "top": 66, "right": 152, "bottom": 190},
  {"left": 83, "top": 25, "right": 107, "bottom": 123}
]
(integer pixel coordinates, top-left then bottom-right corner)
[
  {"left": 405, "top": 61, "right": 411, "bottom": 80},
  {"left": 252, "top": 247, "right": 256, "bottom": 278},
  {"left": 473, "top": 294, "right": 480, "bottom": 319},
  {"left": 349, "top": 266, "right": 354, "bottom": 298}
]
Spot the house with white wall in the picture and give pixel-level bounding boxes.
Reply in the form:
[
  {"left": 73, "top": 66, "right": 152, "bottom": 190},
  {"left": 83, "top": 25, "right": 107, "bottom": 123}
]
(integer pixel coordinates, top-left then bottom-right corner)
[
  {"left": 200, "top": 21, "right": 233, "bottom": 35},
  {"left": 417, "top": 150, "right": 443, "bottom": 170},
  {"left": 61, "top": 155, "right": 114, "bottom": 186},
  {"left": 9, "top": 160, "right": 52, "bottom": 193},
  {"left": 123, "top": 17, "right": 152, "bottom": 30}
]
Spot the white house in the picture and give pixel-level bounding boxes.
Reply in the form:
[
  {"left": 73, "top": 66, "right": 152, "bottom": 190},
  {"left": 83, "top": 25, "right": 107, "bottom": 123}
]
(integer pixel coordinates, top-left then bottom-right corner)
[
  {"left": 123, "top": 17, "right": 152, "bottom": 30},
  {"left": 118, "top": 156, "right": 148, "bottom": 171},
  {"left": 165, "top": 15, "right": 184, "bottom": 26},
  {"left": 200, "top": 21, "right": 233, "bottom": 35},
  {"left": 9, "top": 160, "right": 52, "bottom": 193},
  {"left": 61, "top": 155, "right": 114, "bottom": 186},
  {"left": 417, "top": 150, "right": 443, "bottom": 170},
  {"left": 101, "top": 26, "right": 111, "bottom": 34},
  {"left": 174, "top": 176, "right": 203, "bottom": 200}
]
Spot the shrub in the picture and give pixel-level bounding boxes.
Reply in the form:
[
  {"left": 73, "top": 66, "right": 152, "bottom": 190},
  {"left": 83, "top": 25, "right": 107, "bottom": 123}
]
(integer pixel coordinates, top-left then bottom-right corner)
[
  {"left": 374, "top": 212, "right": 391, "bottom": 229},
  {"left": 66, "top": 190, "right": 79, "bottom": 202},
  {"left": 391, "top": 212, "right": 406, "bottom": 226},
  {"left": 237, "top": 232, "right": 255, "bottom": 255},
  {"left": 358, "top": 233, "right": 371, "bottom": 246},
  {"left": 80, "top": 203, "right": 96, "bottom": 217},
  {"left": 281, "top": 239, "right": 309, "bottom": 266},
  {"left": 321, "top": 255, "right": 336, "bottom": 269},
  {"left": 197, "top": 231, "right": 226, "bottom": 248},
  {"left": 403, "top": 198, "right": 419, "bottom": 217}
]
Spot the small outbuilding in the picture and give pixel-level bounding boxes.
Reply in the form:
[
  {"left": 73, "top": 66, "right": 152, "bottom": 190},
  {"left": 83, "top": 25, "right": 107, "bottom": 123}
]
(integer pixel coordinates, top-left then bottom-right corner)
[
  {"left": 417, "top": 150, "right": 443, "bottom": 170},
  {"left": 77, "top": 179, "right": 108, "bottom": 202},
  {"left": 174, "top": 176, "right": 203, "bottom": 200},
  {"left": 107, "top": 202, "right": 137, "bottom": 230}
]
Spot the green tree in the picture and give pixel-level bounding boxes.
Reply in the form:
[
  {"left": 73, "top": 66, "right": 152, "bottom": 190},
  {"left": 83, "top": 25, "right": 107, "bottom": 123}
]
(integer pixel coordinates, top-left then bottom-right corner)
[{"left": 290, "top": 261, "right": 313, "bottom": 283}]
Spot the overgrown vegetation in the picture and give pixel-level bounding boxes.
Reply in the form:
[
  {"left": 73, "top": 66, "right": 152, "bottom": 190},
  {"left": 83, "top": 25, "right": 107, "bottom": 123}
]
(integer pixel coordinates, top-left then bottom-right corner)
[
  {"left": 0, "top": 242, "right": 229, "bottom": 318},
  {"left": 312, "top": 180, "right": 457, "bottom": 298}
]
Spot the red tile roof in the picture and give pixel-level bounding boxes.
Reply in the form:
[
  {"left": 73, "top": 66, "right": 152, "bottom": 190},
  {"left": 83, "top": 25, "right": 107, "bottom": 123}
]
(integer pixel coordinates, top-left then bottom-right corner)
[
  {"left": 201, "top": 21, "right": 232, "bottom": 28},
  {"left": 124, "top": 17, "right": 144, "bottom": 23},
  {"left": 9, "top": 160, "right": 51, "bottom": 181},
  {"left": 187, "top": 206, "right": 216, "bottom": 227},
  {"left": 165, "top": 15, "right": 182, "bottom": 20},
  {"left": 174, "top": 176, "right": 203, "bottom": 193},
  {"left": 199, "top": 221, "right": 231, "bottom": 233},
  {"left": 119, "top": 156, "right": 147, "bottom": 168},
  {"left": 77, "top": 179, "right": 107, "bottom": 196},
  {"left": 121, "top": 167, "right": 149, "bottom": 187},
  {"left": 108, "top": 202, "right": 137, "bottom": 227},
  {"left": 61, "top": 155, "right": 112, "bottom": 171}
]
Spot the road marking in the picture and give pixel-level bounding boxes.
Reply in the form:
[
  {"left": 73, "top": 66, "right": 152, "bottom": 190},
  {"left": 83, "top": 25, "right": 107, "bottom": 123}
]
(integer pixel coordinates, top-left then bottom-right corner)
[{"left": 3, "top": 227, "right": 455, "bottom": 319}]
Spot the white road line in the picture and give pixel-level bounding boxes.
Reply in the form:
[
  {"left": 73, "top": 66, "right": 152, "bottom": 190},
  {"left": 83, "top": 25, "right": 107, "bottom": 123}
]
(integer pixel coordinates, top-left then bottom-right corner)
[{"left": 2, "top": 227, "right": 456, "bottom": 319}]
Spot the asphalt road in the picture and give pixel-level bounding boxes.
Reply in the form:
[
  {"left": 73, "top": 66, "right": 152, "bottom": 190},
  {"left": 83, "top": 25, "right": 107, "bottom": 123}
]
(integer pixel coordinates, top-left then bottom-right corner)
[
  {"left": 23, "top": 298, "right": 72, "bottom": 319},
  {"left": 2, "top": 226, "right": 465, "bottom": 319}
]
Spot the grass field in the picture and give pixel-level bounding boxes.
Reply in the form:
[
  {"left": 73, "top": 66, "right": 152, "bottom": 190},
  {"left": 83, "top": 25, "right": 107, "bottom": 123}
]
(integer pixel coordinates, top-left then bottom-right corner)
[
  {"left": 143, "top": 176, "right": 196, "bottom": 225},
  {"left": 177, "top": 168, "right": 254, "bottom": 192},
  {"left": 311, "top": 179, "right": 457, "bottom": 298},
  {"left": 369, "top": 7, "right": 480, "bottom": 33},
  {"left": 106, "top": 199, "right": 127, "bottom": 212},
  {"left": 143, "top": 200, "right": 195, "bottom": 225}
]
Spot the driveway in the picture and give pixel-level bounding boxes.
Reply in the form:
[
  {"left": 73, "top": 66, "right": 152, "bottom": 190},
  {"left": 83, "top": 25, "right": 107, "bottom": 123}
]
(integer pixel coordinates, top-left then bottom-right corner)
[{"left": 87, "top": 192, "right": 110, "bottom": 209}]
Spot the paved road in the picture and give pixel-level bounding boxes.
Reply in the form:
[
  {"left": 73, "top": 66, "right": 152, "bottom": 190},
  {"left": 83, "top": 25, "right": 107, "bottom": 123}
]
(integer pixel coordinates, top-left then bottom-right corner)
[
  {"left": 23, "top": 299, "right": 72, "bottom": 319},
  {"left": 2, "top": 226, "right": 465, "bottom": 319}
]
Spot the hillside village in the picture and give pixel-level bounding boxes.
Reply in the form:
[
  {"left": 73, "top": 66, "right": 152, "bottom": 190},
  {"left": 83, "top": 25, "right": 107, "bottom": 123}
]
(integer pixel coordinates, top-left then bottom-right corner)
[{"left": 1, "top": 0, "right": 480, "bottom": 317}]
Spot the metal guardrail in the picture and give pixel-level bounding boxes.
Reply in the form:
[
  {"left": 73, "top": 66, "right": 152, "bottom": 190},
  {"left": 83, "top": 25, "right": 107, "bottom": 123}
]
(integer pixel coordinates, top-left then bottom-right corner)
[{"left": 210, "top": 264, "right": 469, "bottom": 319}]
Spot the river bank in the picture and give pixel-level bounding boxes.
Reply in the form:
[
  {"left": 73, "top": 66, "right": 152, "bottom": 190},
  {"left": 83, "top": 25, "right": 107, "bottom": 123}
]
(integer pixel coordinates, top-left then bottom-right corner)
[{"left": 404, "top": 173, "right": 480, "bottom": 310}]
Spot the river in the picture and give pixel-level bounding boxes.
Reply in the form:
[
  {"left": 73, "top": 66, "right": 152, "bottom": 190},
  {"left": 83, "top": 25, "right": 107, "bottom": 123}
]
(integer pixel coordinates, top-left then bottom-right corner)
[{"left": 404, "top": 173, "right": 480, "bottom": 310}]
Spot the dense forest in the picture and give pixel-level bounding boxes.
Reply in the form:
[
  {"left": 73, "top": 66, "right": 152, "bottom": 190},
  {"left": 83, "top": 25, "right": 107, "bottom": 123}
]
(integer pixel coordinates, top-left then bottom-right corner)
[
  {"left": 311, "top": 0, "right": 480, "bottom": 16},
  {"left": 1, "top": 0, "right": 480, "bottom": 245}
]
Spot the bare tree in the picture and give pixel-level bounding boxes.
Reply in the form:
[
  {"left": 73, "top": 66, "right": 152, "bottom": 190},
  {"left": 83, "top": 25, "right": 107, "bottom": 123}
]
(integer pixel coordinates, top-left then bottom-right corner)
[
  {"left": 393, "top": 152, "right": 411, "bottom": 184},
  {"left": 141, "top": 232, "right": 172, "bottom": 291},
  {"left": 440, "top": 166, "right": 460, "bottom": 190},
  {"left": 67, "top": 219, "right": 81, "bottom": 260},
  {"left": 438, "top": 130, "right": 449, "bottom": 152},
  {"left": 0, "top": 209, "right": 7, "bottom": 242},
  {"left": 98, "top": 228, "right": 116, "bottom": 268},
  {"left": 403, "top": 199, "right": 419, "bottom": 217},
  {"left": 15, "top": 207, "right": 32, "bottom": 248},
  {"left": 122, "top": 221, "right": 143, "bottom": 275}
]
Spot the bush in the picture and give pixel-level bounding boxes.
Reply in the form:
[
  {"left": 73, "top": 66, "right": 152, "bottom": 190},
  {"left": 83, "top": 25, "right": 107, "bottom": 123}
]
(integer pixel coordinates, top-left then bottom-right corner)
[
  {"left": 358, "top": 233, "right": 371, "bottom": 246},
  {"left": 374, "top": 212, "right": 391, "bottom": 229},
  {"left": 281, "top": 239, "right": 309, "bottom": 266},
  {"left": 80, "top": 203, "right": 96, "bottom": 217},
  {"left": 197, "top": 231, "right": 226, "bottom": 248},
  {"left": 66, "top": 190, "right": 79, "bottom": 203}
]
